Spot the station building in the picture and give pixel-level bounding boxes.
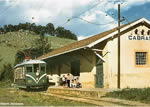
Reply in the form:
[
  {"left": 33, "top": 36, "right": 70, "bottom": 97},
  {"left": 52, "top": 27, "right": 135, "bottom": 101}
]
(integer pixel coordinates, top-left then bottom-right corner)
[{"left": 38, "top": 18, "right": 150, "bottom": 88}]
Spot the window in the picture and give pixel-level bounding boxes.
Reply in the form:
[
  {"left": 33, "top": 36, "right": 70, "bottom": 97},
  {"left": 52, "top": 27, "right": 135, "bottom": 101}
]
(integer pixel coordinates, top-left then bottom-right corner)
[
  {"left": 136, "top": 52, "right": 147, "bottom": 65},
  {"left": 141, "top": 30, "right": 144, "bottom": 35},
  {"left": 34, "top": 64, "right": 39, "bottom": 73},
  {"left": 15, "top": 71, "right": 18, "bottom": 79},
  {"left": 41, "top": 66, "right": 45, "bottom": 72},
  {"left": 147, "top": 30, "right": 150, "bottom": 35},
  {"left": 27, "top": 66, "right": 32, "bottom": 73},
  {"left": 135, "top": 29, "right": 138, "bottom": 34},
  {"left": 15, "top": 67, "right": 24, "bottom": 79}
]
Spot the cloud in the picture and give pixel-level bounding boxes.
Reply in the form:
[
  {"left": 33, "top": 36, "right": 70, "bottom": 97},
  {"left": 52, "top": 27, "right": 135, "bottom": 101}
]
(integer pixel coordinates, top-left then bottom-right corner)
[
  {"left": 0, "top": 0, "right": 150, "bottom": 37},
  {"left": 78, "top": 35, "right": 90, "bottom": 40},
  {"left": 121, "top": 0, "right": 150, "bottom": 10},
  {"left": 81, "top": 13, "right": 96, "bottom": 22},
  {"left": 4, "top": 0, "right": 94, "bottom": 24}
]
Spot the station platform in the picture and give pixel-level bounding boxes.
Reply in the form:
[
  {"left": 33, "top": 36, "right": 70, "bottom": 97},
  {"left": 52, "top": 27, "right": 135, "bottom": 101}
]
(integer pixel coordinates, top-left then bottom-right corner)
[{"left": 47, "top": 86, "right": 120, "bottom": 98}]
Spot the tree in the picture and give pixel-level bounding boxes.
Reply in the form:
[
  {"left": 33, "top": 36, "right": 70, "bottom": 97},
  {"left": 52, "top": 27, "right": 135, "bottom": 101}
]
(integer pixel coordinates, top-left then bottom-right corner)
[
  {"left": 14, "top": 50, "right": 26, "bottom": 65},
  {"left": 0, "top": 55, "right": 3, "bottom": 62},
  {"left": 34, "top": 25, "right": 46, "bottom": 35},
  {"left": 55, "top": 26, "right": 77, "bottom": 40},
  {"left": 0, "top": 63, "right": 13, "bottom": 81},
  {"left": 46, "top": 23, "right": 55, "bottom": 36},
  {"left": 3, "top": 25, "right": 9, "bottom": 33},
  {"left": 7, "top": 24, "right": 14, "bottom": 32},
  {"left": 1, "top": 22, "right": 78, "bottom": 40},
  {"left": 13, "top": 25, "right": 19, "bottom": 31},
  {"left": 0, "top": 54, "right": 13, "bottom": 81},
  {"left": 14, "top": 35, "right": 51, "bottom": 65},
  {"left": 32, "top": 35, "right": 51, "bottom": 55},
  {"left": 18, "top": 23, "right": 25, "bottom": 30},
  {"left": 0, "top": 27, "right": 4, "bottom": 34},
  {"left": 30, "top": 23, "right": 36, "bottom": 32}
]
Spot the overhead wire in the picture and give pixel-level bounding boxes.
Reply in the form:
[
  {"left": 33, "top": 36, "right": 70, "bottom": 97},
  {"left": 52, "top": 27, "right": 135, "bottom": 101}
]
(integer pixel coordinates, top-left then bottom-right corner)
[
  {"left": 34, "top": 0, "right": 126, "bottom": 27},
  {"left": 59, "top": 0, "right": 102, "bottom": 27},
  {"left": 73, "top": 0, "right": 101, "bottom": 19},
  {"left": 122, "top": 16, "right": 129, "bottom": 24},
  {"left": 59, "top": 0, "right": 123, "bottom": 27},
  {"left": 0, "top": 0, "right": 126, "bottom": 27},
  {"left": 69, "top": 17, "right": 116, "bottom": 26},
  {"left": 119, "top": 1, "right": 129, "bottom": 24}
]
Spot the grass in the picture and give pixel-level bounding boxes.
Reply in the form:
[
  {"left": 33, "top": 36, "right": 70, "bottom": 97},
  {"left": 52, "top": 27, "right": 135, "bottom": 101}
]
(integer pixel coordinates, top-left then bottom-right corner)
[
  {"left": 0, "top": 87, "right": 93, "bottom": 106},
  {"left": 104, "top": 88, "right": 150, "bottom": 104},
  {"left": 0, "top": 81, "right": 93, "bottom": 106},
  {"left": 0, "top": 30, "right": 76, "bottom": 68},
  {"left": 0, "top": 80, "right": 12, "bottom": 88}
]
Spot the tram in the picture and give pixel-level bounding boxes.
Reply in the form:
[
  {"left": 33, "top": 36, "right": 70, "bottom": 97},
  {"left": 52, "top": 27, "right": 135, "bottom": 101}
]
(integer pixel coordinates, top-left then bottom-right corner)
[{"left": 14, "top": 60, "right": 48, "bottom": 89}]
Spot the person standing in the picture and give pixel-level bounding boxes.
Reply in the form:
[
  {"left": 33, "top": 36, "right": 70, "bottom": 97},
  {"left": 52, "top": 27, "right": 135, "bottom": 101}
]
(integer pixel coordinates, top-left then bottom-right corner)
[
  {"left": 62, "top": 75, "right": 66, "bottom": 87},
  {"left": 67, "top": 73, "right": 71, "bottom": 88}
]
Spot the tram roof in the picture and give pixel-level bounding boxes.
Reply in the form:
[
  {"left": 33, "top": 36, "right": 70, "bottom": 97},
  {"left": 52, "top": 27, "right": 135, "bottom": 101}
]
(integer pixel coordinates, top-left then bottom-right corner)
[{"left": 14, "top": 60, "right": 46, "bottom": 68}]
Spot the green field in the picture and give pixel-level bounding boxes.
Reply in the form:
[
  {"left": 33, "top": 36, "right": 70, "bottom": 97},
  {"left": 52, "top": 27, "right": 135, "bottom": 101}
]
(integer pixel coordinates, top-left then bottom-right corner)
[
  {"left": 0, "top": 81, "right": 94, "bottom": 106},
  {"left": 104, "top": 88, "right": 150, "bottom": 104},
  {"left": 0, "top": 30, "right": 76, "bottom": 69},
  {"left": 0, "top": 87, "right": 92, "bottom": 106}
]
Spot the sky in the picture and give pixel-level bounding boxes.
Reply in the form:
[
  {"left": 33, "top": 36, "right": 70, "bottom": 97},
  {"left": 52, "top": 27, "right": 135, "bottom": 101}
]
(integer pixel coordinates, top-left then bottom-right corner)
[{"left": 0, "top": 0, "right": 150, "bottom": 40}]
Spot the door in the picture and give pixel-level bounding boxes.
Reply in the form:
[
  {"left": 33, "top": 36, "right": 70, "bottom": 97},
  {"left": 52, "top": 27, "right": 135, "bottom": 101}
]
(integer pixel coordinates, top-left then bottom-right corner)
[
  {"left": 95, "top": 56, "right": 104, "bottom": 88},
  {"left": 71, "top": 60, "right": 80, "bottom": 76}
]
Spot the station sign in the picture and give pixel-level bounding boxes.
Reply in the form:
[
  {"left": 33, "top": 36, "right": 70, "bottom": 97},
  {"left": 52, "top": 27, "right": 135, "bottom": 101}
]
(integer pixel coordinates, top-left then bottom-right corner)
[{"left": 128, "top": 35, "right": 150, "bottom": 40}]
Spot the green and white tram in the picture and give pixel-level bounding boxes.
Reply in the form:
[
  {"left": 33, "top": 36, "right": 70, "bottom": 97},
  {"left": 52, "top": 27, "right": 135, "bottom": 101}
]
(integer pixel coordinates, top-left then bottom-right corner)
[{"left": 14, "top": 60, "right": 48, "bottom": 89}]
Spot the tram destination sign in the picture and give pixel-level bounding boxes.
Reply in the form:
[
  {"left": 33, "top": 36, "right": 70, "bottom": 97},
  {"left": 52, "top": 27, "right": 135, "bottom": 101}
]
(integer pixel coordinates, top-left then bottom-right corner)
[{"left": 128, "top": 35, "right": 150, "bottom": 40}]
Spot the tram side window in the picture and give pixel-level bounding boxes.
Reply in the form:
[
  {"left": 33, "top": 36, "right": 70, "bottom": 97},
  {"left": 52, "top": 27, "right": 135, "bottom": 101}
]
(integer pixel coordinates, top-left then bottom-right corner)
[
  {"left": 41, "top": 66, "right": 45, "bottom": 72},
  {"left": 18, "top": 68, "right": 23, "bottom": 79},
  {"left": 27, "top": 67, "right": 32, "bottom": 73},
  {"left": 15, "top": 68, "right": 22, "bottom": 79},
  {"left": 15, "top": 71, "right": 18, "bottom": 79},
  {"left": 22, "top": 68, "right": 25, "bottom": 78}
]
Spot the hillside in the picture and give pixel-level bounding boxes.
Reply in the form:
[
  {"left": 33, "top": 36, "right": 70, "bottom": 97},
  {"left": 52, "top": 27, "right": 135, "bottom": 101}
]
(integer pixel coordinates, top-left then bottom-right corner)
[{"left": 0, "top": 30, "right": 76, "bottom": 68}]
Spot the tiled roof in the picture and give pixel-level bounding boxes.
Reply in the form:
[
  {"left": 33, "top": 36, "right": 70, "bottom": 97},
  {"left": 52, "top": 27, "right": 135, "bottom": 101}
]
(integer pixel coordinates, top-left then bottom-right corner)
[{"left": 38, "top": 18, "right": 141, "bottom": 60}]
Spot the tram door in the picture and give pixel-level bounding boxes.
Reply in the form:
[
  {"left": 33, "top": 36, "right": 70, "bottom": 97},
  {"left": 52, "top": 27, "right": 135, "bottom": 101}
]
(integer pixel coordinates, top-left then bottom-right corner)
[{"left": 95, "top": 56, "right": 104, "bottom": 88}]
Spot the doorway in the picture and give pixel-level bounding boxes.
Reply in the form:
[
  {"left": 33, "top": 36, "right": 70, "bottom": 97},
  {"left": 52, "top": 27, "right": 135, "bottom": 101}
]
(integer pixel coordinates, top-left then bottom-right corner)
[
  {"left": 71, "top": 60, "right": 80, "bottom": 76},
  {"left": 95, "top": 56, "right": 104, "bottom": 88}
]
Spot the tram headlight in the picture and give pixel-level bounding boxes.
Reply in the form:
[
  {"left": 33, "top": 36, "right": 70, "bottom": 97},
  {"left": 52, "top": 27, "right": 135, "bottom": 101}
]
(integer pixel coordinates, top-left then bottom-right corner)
[{"left": 36, "top": 72, "right": 39, "bottom": 76}]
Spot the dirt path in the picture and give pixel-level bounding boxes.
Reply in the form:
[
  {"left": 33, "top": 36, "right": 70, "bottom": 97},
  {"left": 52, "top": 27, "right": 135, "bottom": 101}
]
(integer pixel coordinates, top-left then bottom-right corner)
[
  {"left": 43, "top": 93, "right": 119, "bottom": 106},
  {"left": 43, "top": 92, "right": 149, "bottom": 106}
]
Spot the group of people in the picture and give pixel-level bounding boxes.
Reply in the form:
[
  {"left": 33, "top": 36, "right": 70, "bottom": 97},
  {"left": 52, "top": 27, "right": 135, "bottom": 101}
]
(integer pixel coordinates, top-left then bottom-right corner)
[{"left": 61, "top": 73, "right": 81, "bottom": 88}]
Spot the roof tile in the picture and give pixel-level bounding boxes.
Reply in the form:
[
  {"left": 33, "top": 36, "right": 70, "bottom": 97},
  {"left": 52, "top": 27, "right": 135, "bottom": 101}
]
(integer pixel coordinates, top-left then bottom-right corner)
[{"left": 38, "top": 19, "right": 139, "bottom": 60}]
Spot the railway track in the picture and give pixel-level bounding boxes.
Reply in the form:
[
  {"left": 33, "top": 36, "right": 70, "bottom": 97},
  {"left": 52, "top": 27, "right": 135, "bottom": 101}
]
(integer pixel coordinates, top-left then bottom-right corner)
[{"left": 42, "top": 91, "right": 149, "bottom": 106}]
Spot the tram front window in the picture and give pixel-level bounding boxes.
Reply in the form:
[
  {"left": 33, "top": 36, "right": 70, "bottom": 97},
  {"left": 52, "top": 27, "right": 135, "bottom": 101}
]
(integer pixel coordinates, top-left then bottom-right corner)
[
  {"left": 27, "top": 67, "right": 32, "bottom": 73},
  {"left": 34, "top": 64, "right": 39, "bottom": 73},
  {"left": 41, "top": 66, "right": 45, "bottom": 72}
]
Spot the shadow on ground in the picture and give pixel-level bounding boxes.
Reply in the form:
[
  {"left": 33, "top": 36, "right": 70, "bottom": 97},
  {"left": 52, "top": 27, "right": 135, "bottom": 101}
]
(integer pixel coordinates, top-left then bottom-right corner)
[{"left": 20, "top": 87, "right": 48, "bottom": 92}]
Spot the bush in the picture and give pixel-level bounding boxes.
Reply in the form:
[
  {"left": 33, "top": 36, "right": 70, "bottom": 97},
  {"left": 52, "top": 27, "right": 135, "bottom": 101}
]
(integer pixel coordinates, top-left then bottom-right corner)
[
  {"left": 0, "top": 63, "right": 13, "bottom": 81},
  {"left": 104, "top": 88, "right": 150, "bottom": 104}
]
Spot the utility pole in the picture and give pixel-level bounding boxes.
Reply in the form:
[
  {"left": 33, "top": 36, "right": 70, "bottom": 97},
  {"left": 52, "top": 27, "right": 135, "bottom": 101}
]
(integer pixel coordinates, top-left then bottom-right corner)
[{"left": 117, "top": 4, "right": 121, "bottom": 89}]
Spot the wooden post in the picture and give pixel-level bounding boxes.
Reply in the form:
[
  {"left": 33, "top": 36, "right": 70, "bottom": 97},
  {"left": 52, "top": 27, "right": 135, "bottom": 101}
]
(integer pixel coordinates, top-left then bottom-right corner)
[{"left": 117, "top": 4, "right": 121, "bottom": 89}]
